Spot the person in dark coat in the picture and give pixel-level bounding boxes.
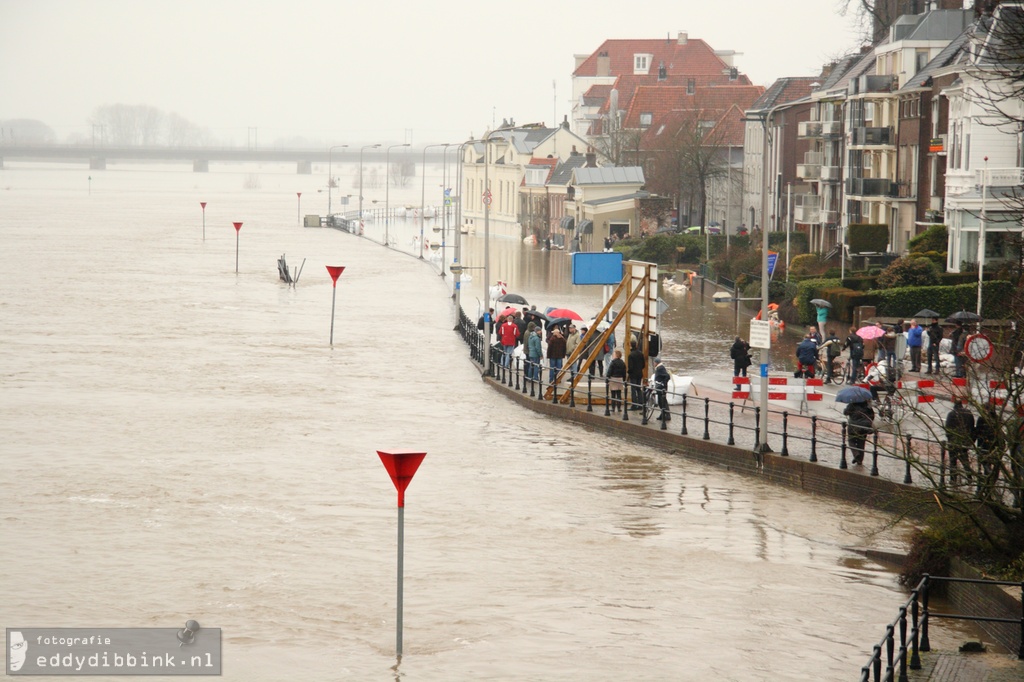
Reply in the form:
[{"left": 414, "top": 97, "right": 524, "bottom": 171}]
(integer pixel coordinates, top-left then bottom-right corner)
[
  {"left": 844, "top": 400, "right": 875, "bottom": 465},
  {"left": 975, "top": 403, "right": 1002, "bottom": 484},
  {"left": 945, "top": 401, "right": 976, "bottom": 483},
  {"left": 730, "top": 337, "right": 751, "bottom": 379},
  {"left": 653, "top": 358, "right": 671, "bottom": 421},
  {"left": 844, "top": 326, "right": 865, "bottom": 382},
  {"left": 796, "top": 335, "right": 818, "bottom": 378},
  {"left": 925, "top": 317, "right": 943, "bottom": 374},
  {"left": 627, "top": 341, "right": 646, "bottom": 410},
  {"left": 546, "top": 327, "right": 567, "bottom": 383},
  {"left": 950, "top": 322, "right": 967, "bottom": 378},
  {"left": 605, "top": 349, "right": 627, "bottom": 412}
]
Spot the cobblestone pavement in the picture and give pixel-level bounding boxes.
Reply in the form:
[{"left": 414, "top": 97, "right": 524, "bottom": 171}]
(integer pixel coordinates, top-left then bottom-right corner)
[{"left": 907, "top": 650, "right": 1024, "bottom": 681}]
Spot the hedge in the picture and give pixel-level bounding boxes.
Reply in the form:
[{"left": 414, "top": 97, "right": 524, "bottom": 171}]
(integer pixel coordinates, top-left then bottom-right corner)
[
  {"left": 849, "top": 224, "right": 889, "bottom": 253},
  {"left": 794, "top": 278, "right": 842, "bottom": 324},
  {"left": 872, "top": 281, "right": 1014, "bottom": 319}
]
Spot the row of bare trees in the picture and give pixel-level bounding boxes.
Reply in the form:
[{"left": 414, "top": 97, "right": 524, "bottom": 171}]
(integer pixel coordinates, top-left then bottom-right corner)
[{"left": 88, "top": 104, "right": 211, "bottom": 147}]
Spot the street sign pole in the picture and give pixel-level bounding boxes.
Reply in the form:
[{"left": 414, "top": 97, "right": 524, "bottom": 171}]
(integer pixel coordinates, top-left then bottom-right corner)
[
  {"left": 326, "top": 266, "right": 345, "bottom": 345},
  {"left": 377, "top": 450, "right": 427, "bottom": 659},
  {"left": 232, "top": 222, "right": 243, "bottom": 273},
  {"left": 200, "top": 201, "right": 207, "bottom": 241}
]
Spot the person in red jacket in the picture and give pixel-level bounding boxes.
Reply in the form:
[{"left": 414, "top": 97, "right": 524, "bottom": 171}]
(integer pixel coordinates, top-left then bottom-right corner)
[{"left": 498, "top": 316, "right": 520, "bottom": 367}]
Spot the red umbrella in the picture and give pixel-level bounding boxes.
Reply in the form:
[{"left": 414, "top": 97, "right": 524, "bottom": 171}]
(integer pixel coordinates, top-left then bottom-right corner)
[
  {"left": 498, "top": 306, "right": 519, "bottom": 319},
  {"left": 546, "top": 307, "right": 583, "bottom": 321}
]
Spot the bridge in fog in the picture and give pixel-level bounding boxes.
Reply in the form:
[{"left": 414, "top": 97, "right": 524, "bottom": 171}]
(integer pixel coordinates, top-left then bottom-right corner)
[{"left": 0, "top": 143, "right": 447, "bottom": 173}]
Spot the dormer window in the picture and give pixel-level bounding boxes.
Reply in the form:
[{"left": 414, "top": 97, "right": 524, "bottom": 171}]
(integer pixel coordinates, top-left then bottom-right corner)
[
  {"left": 633, "top": 53, "right": 652, "bottom": 75},
  {"left": 658, "top": 61, "right": 667, "bottom": 81},
  {"left": 640, "top": 113, "right": 653, "bottom": 128},
  {"left": 687, "top": 78, "right": 695, "bottom": 95}
]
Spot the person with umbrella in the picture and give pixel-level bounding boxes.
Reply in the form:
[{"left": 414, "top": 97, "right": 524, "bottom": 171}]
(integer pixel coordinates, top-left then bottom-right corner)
[
  {"left": 730, "top": 336, "right": 751, "bottom": 381},
  {"left": 546, "top": 326, "right": 567, "bottom": 383},
  {"left": 926, "top": 317, "right": 943, "bottom": 374},
  {"left": 811, "top": 298, "right": 830, "bottom": 328},
  {"left": 844, "top": 397, "right": 875, "bottom": 466}
]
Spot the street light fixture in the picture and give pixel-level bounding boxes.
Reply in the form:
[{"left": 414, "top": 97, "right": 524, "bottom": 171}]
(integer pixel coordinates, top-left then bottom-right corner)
[
  {"left": 384, "top": 143, "right": 410, "bottom": 247},
  {"left": 358, "top": 143, "right": 381, "bottom": 236},
  {"left": 327, "top": 144, "right": 348, "bottom": 217},
  {"left": 420, "top": 143, "right": 451, "bottom": 260}
]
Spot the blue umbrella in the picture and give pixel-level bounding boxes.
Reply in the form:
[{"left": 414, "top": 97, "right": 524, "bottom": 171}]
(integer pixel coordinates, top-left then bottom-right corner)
[{"left": 836, "top": 386, "right": 873, "bottom": 404}]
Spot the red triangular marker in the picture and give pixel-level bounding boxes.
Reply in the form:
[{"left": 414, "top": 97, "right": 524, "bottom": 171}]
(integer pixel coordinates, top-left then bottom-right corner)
[
  {"left": 326, "top": 265, "right": 345, "bottom": 285},
  {"left": 377, "top": 451, "right": 426, "bottom": 507},
  {"left": 232, "top": 221, "right": 242, "bottom": 232}
]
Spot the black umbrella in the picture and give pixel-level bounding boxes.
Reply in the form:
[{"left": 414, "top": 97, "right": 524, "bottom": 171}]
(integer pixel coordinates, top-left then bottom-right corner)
[
  {"left": 523, "top": 310, "right": 550, "bottom": 325},
  {"left": 496, "top": 292, "right": 529, "bottom": 305},
  {"left": 546, "top": 317, "right": 572, "bottom": 330},
  {"left": 946, "top": 310, "right": 981, "bottom": 323},
  {"left": 914, "top": 308, "right": 941, "bottom": 318},
  {"left": 810, "top": 298, "right": 832, "bottom": 308},
  {"left": 836, "top": 386, "right": 873, "bottom": 404}
]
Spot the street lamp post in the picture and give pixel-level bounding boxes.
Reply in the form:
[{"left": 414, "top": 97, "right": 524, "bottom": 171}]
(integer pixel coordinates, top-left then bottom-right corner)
[
  {"left": 327, "top": 145, "right": 348, "bottom": 217},
  {"left": 384, "top": 143, "right": 410, "bottom": 247},
  {"left": 420, "top": 143, "right": 451, "bottom": 260},
  {"left": 358, "top": 144, "right": 381, "bottom": 236}
]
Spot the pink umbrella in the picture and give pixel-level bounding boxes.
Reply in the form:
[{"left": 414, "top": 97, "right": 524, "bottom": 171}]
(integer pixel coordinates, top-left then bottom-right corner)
[
  {"left": 856, "top": 325, "right": 886, "bottom": 340},
  {"left": 498, "top": 306, "right": 519, "bottom": 319},
  {"left": 546, "top": 307, "right": 583, "bottom": 321}
]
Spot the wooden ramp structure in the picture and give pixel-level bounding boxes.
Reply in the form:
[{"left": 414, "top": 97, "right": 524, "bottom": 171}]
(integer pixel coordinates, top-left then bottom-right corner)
[{"left": 545, "top": 260, "right": 659, "bottom": 405}]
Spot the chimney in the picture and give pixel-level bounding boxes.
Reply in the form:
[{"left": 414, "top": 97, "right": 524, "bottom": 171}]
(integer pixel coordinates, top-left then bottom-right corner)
[
  {"left": 677, "top": 31, "right": 688, "bottom": 45},
  {"left": 585, "top": 148, "right": 597, "bottom": 167},
  {"left": 571, "top": 145, "right": 579, "bottom": 156},
  {"left": 562, "top": 114, "right": 570, "bottom": 130},
  {"left": 597, "top": 51, "right": 610, "bottom": 77}
]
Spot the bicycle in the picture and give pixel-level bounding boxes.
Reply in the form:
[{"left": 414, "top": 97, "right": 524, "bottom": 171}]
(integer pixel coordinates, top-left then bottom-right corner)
[
  {"left": 877, "top": 391, "right": 906, "bottom": 423},
  {"left": 816, "top": 354, "right": 846, "bottom": 385}
]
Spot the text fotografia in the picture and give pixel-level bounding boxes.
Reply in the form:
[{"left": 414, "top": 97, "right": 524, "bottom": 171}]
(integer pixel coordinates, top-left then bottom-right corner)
[{"left": 7, "top": 627, "right": 221, "bottom": 676}]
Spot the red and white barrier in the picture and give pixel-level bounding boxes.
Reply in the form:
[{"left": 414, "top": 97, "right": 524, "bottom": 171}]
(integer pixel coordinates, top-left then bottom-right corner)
[{"left": 732, "top": 376, "right": 823, "bottom": 402}]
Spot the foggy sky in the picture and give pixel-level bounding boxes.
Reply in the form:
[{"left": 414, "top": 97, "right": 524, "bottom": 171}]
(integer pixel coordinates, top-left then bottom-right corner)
[{"left": 1, "top": 0, "right": 868, "bottom": 146}]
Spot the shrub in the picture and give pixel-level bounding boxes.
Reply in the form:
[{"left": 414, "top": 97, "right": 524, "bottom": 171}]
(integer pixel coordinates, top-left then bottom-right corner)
[
  {"left": 788, "top": 253, "right": 828, "bottom": 278},
  {"left": 873, "top": 281, "right": 1013, "bottom": 318},
  {"left": 909, "top": 224, "right": 948, "bottom": 254},
  {"left": 794, "top": 278, "right": 841, "bottom": 323},
  {"left": 900, "top": 512, "right": 985, "bottom": 587},
  {"left": 768, "top": 231, "right": 808, "bottom": 254},
  {"left": 876, "top": 256, "right": 941, "bottom": 289}
]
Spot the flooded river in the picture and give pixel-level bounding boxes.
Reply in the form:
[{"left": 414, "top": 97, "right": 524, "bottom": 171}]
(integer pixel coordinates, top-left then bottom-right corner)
[{"left": 2, "top": 161, "right": 913, "bottom": 680}]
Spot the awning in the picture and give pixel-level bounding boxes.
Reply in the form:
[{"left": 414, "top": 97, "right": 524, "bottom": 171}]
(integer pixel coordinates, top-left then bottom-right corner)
[
  {"left": 560, "top": 215, "right": 575, "bottom": 230},
  {"left": 579, "top": 220, "right": 594, "bottom": 234}
]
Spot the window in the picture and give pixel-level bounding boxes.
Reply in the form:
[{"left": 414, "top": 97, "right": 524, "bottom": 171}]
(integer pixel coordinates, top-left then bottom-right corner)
[
  {"left": 916, "top": 50, "right": 929, "bottom": 74},
  {"left": 687, "top": 78, "right": 695, "bottom": 95},
  {"left": 633, "top": 54, "right": 652, "bottom": 74},
  {"left": 639, "top": 112, "right": 653, "bottom": 128}
]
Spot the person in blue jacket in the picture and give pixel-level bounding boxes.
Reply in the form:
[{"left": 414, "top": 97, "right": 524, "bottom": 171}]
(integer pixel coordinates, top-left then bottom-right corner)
[
  {"left": 796, "top": 334, "right": 819, "bottom": 378},
  {"left": 906, "top": 319, "right": 924, "bottom": 373}
]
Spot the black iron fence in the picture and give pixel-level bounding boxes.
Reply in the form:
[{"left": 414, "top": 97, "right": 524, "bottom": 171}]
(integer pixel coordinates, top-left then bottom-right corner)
[{"left": 859, "top": 574, "right": 1024, "bottom": 681}]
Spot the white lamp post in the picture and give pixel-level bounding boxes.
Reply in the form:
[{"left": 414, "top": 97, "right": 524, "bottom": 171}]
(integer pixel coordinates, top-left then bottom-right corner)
[
  {"left": 384, "top": 143, "right": 410, "bottom": 247},
  {"left": 358, "top": 143, "right": 381, "bottom": 235},
  {"left": 420, "top": 143, "right": 451, "bottom": 259}
]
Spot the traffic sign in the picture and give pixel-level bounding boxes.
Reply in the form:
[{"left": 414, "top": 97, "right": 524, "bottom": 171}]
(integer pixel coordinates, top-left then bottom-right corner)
[
  {"left": 750, "top": 319, "right": 771, "bottom": 349},
  {"left": 965, "top": 333, "right": 993, "bottom": 362}
]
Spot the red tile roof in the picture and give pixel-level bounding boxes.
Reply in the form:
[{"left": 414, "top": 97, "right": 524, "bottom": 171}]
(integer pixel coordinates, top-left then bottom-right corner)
[
  {"left": 520, "top": 157, "right": 560, "bottom": 186},
  {"left": 573, "top": 37, "right": 735, "bottom": 78},
  {"left": 623, "top": 84, "right": 764, "bottom": 130}
]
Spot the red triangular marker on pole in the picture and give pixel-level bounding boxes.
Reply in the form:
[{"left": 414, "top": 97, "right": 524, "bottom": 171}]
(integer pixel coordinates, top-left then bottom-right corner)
[
  {"left": 377, "top": 450, "right": 426, "bottom": 508},
  {"left": 326, "top": 265, "right": 345, "bottom": 286}
]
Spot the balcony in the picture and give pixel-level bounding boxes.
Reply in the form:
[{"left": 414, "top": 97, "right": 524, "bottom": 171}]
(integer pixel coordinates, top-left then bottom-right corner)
[
  {"left": 796, "top": 151, "right": 823, "bottom": 180},
  {"left": 821, "top": 165, "right": 841, "bottom": 182},
  {"left": 821, "top": 209, "right": 837, "bottom": 225},
  {"left": 794, "top": 194, "right": 821, "bottom": 224},
  {"left": 850, "top": 126, "right": 894, "bottom": 146},
  {"left": 845, "top": 177, "right": 898, "bottom": 197},
  {"left": 848, "top": 74, "right": 896, "bottom": 95},
  {"left": 798, "top": 121, "right": 822, "bottom": 138},
  {"left": 979, "top": 167, "right": 1024, "bottom": 187},
  {"left": 821, "top": 121, "right": 841, "bottom": 137}
]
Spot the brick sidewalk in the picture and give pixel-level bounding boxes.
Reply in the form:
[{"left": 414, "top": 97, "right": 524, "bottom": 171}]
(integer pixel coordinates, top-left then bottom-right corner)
[{"left": 907, "top": 650, "right": 1024, "bottom": 681}]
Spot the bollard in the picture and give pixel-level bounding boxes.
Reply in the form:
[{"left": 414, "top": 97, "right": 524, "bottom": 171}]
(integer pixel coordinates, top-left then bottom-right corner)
[
  {"left": 552, "top": 376, "right": 558, "bottom": 404},
  {"left": 904, "top": 434, "right": 914, "bottom": 484},
  {"left": 660, "top": 401, "right": 668, "bottom": 430},
  {"left": 603, "top": 377, "right": 609, "bottom": 416},
  {"left": 753, "top": 407, "right": 761, "bottom": 451},
  {"left": 641, "top": 389, "right": 650, "bottom": 426},
  {"left": 537, "top": 371, "right": 544, "bottom": 402},
  {"left": 885, "top": 624, "right": 895, "bottom": 680},
  {"left": 529, "top": 363, "right": 536, "bottom": 398},
  {"left": 809, "top": 415, "right": 818, "bottom": 462},
  {"left": 840, "top": 422, "right": 848, "bottom": 469},
  {"left": 622, "top": 381, "right": 630, "bottom": 422},
  {"left": 920, "top": 576, "right": 931, "bottom": 653},
  {"left": 702, "top": 398, "right": 710, "bottom": 440},
  {"left": 521, "top": 360, "right": 528, "bottom": 395},
  {"left": 568, "top": 378, "right": 576, "bottom": 408},
  {"left": 680, "top": 395, "right": 688, "bottom": 436},
  {"left": 871, "top": 430, "right": 880, "bottom": 477},
  {"left": 898, "top": 607, "right": 909, "bottom": 680},
  {"left": 781, "top": 412, "right": 790, "bottom": 457},
  {"left": 587, "top": 374, "right": 593, "bottom": 413},
  {"left": 514, "top": 358, "right": 520, "bottom": 390},
  {"left": 727, "top": 402, "right": 736, "bottom": 445}
]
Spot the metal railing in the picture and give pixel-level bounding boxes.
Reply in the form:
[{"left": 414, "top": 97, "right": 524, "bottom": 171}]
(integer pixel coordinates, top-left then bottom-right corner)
[{"left": 859, "top": 574, "right": 1024, "bottom": 682}]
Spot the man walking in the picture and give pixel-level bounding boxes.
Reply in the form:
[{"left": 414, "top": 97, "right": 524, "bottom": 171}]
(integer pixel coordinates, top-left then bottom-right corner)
[
  {"left": 546, "top": 327, "right": 567, "bottom": 383},
  {"left": 498, "top": 315, "right": 520, "bottom": 367}
]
